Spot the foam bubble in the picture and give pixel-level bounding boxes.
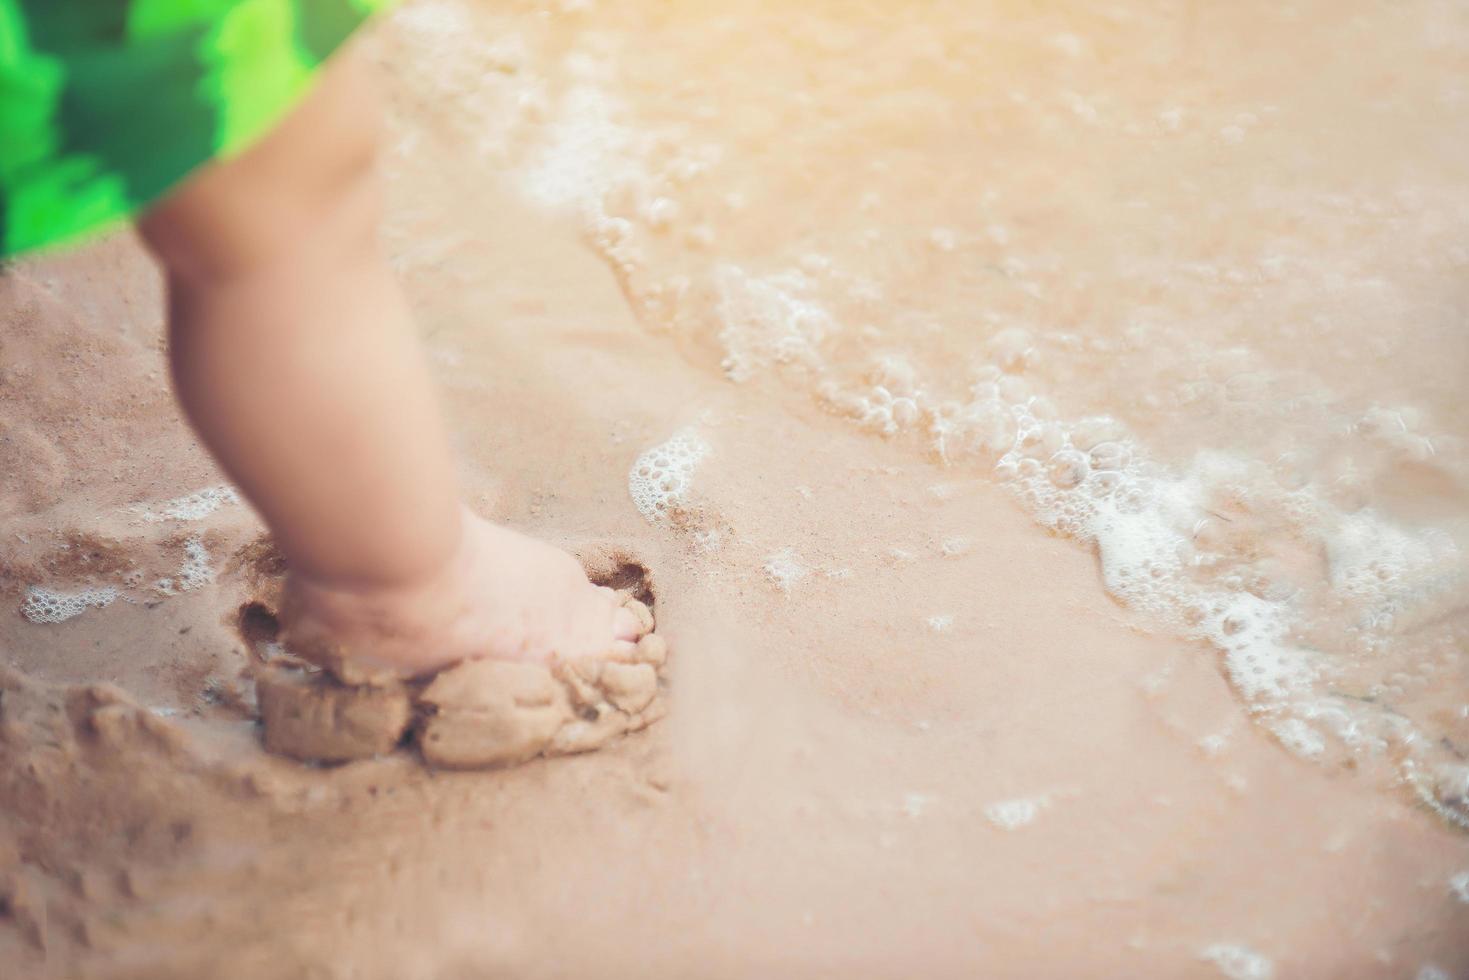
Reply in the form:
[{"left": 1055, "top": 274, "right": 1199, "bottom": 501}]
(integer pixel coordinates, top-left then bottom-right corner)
[
  {"left": 628, "top": 428, "right": 709, "bottom": 526},
  {"left": 1199, "top": 944, "right": 1274, "bottom": 980},
  {"left": 1268, "top": 718, "right": 1327, "bottom": 759},
  {"left": 803, "top": 326, "right": 1469, "bottom": 814},
  {"left": 764, "top": 548, "right": 808, "bottom": 594},
  {"left": 984, "top": 795, "right": 1048, "bottom": 830},
  {"left": 902, "top": 792, "right": 935, "bottom": 818},
  {"left": 643, "top": 196, "right": 679, "bottom": 230},
  {"left": 134, "top": 485, "right": 240, "bottom": 523},
  {"left": 1450, "top": 870, "right": 1469, "bottom": 904},
  {"left": 1197, "top": 733, "right": 1231, "bottom": 757},
  {"left": 715, "top": 265, "right": 832, "bottom": 382},
  {"left": 1407, "top": 760, "right": 1469, "bottom": 832},
  {"left": 21, "top": 586, "right": 118, "bottom": 624},
  {"left": 939, "top": 537, "right": 970, "bottom": 556},
  {"left": 177, "top": 536, "right": 214, "bottom": 591},
  {"left": 157, "top": 536, "right": 215, "bottom": 595},
  {"left": 1324, "top": 513, "right": 1459, "bottom": 635},
  {"left": 977, "top": 391, "right": 1459, "bottom": 781},
  {"left": 521, "top": 84, "right": 636, "bottom": 211}
]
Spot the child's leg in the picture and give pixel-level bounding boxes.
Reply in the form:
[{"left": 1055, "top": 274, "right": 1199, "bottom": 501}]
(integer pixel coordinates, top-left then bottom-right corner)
[
  {"left": 140, "top": 53, "right": 460, "bottom": 592},
  {"left": 138, "top": 53, "right": 638, "bottom": 676}
]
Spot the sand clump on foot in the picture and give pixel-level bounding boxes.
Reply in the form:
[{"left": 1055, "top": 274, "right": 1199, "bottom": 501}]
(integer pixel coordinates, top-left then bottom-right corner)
[
  {"left": 255, "top": 593, "right": 670, "bottom": 769},
  {"left": 254, "top": 669, "right": 413, "bottom": 763},
  {"left": 417, "top": 659, "right": 571, "bottom": 767}
]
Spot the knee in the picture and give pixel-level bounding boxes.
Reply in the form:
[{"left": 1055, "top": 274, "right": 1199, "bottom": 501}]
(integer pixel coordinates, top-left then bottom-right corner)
[{"left": 139, "top": 54, "right": 382, "bottom": 285}]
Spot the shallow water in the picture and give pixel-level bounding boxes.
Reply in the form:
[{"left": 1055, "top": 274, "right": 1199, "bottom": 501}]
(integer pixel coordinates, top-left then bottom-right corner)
[{"left": 387, "top": 0, "right": 1469, "bottom": 824}]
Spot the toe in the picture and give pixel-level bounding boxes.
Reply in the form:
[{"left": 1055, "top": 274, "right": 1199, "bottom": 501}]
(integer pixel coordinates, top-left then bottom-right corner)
[
  {"left": 606, "top": 639, "right": 639, "bottom": 662},
  {"left": 612, "top": 605, "right": 642, "bottom": 642},
  {"left": 620, "top": 598, "right": 656, "bottom": 636}
]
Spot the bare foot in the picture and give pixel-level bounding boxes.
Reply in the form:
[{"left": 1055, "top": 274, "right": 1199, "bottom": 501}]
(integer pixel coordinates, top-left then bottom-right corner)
[
  {"left": 253, "top": 603, "right": 667, "bottom": 766},
  {"left": 278, "top": 510, "right": 644, "bottom": 679},
  {"left": 252, "top": 534, "right": 669, "bottom": 767}
]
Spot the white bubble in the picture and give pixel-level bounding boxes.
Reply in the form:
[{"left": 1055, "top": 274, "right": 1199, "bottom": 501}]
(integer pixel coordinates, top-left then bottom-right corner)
[
  {"left": 1088, "top": 441, "right": 1130, "bottom": 471},
  {"left": 1197, "top": 733, "right": 1230, "bottom": 757},
  {"left": 521, "top": 84, "right": 637, "bottom": 211},
  {"left": 628, "top": 428, "right": 709, "bottom": 526},
  {"left": 763, "top": 548, "right": 808, "bottom": 594},
  {"left": 643, "top": 196, "right": 679, "bottom": 229},
  {"left": 714, "top": 265, "right": 831, "bottom": 382},
  {"left": 902, "top": 792, "right": 935, "bottom": 817},
  {"left": 1071, "top": 417, "right": 1125, "bottom": 450},
  {"left": 988, "top": 327, "right": 1035, "bottom": 373},
  {"left": 156, "top": 536, "right": 216, "bottom": 596},
  {"left": 176, "top": 536, "right": 214, "bottom": 591},
  {"left": 984, "top": 795, "right": 1049, "bottom": 830},
  {"left": 1082, "top": 470, "right": 1123, "bottom": 498},
  {"left": 134, "top": 485, "right": 240, "bottom": 523},
  {"left": 1269, "top": 717, "right": 1326, "bottom": 759},
  {"left": 1017, "top": 422, "right": 1063, "bottom": 458},
  {"left": 1048, "top": 449, "right": 1090, "bottom": 488},
  {"left": 21, "top": 586, "right": 118, "bottom": 624},
  {"left": 1200, "top": 944, "right": 1274, "bottom": 980},
  {"left": 926, "top": 614, "right": 955, "bottom": 632}
]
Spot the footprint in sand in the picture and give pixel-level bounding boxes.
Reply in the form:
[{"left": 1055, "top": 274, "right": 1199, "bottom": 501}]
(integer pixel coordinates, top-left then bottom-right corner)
[{"left": 236, "top": 543, "right": 671, "bottom": 768}]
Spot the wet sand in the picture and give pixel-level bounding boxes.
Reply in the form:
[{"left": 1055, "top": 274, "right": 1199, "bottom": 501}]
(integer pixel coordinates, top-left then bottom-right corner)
[{"left": 3, "top": 1, "right": 1468, "bottom": 977}]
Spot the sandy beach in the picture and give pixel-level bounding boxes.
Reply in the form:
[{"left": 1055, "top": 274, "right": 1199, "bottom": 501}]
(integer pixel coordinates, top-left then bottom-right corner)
[{"left": 2, "top": 1, "right": 1468, "bottom": 976}]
